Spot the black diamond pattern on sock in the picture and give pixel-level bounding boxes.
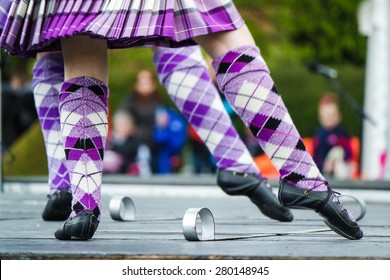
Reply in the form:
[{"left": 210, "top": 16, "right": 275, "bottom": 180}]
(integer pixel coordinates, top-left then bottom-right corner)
[
  {"left": 264, "top": 117, "right": 281, "bottom": 131},
  {"left": 64, "top": 149, "right": 70, "bottom": 160},
  {"left": 73, "top": 139, "right": 95, "bottom": 150},
  {"left": 65, "top": 84, "right": 83, "bottom": 93},
  {"left": 285, "top": 172, "right": 305, "bottom": 184},
  {"left": 237, "top": 54, "right": 255, "bottom": 63},
  {"left": 295, "top": 139, "right": 306, "bottom": 151},
  {"left": 271, "top": 85, "right": 280, "bottom": 95},
  {"left": 218, "top": 62, "right": 231, "bottom": 74},
  {"left": 98, "top": 149, "right": 104, "bottom": 160},
  {"left": 73, "top": 202, "right": 84, "bottom": 214},
  {"left": 88, "top": 85, "right": 105, "bottom": 96},
  {"left": 66, "top": 139, "right": 103, "bottom": 160}
]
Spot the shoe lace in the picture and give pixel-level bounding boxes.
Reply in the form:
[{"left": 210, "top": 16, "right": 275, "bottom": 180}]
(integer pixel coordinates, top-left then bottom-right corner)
[{"left": 283, "top": 178, "right": 347, "bottom": 213}]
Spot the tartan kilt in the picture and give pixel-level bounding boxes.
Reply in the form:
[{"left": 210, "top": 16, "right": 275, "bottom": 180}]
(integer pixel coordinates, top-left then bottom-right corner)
[{"left": 0, "top": 0, "right": 244, "bottom": 58}]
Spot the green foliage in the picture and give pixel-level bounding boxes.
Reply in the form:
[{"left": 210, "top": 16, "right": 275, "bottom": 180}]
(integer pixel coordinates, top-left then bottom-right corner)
[
  {"left": 235, "top": 0, "right": 366, "bottom": 64},
  {"left": 3, "top": 122, "right": 47, "bottom": 176}
]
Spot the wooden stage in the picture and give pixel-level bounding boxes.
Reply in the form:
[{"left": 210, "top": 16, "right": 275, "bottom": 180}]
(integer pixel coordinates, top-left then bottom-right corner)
[{"left": 1, "top": 175, "right": 390, "bottom": 260}]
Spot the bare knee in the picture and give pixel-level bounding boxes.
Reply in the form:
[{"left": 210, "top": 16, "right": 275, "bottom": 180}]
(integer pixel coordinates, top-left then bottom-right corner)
[
  {"left": 61, "top": 36, "right": 108, "bottom": 83},
  {"left": 194, "top": 25, "right": 256, "bottom": 59}
]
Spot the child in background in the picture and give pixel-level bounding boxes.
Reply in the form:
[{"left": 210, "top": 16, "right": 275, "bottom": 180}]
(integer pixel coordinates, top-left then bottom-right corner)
[
  {"left": 153, "top": 106, "right": 187, "bottom": 174},
  {"left": 313, "top": 95, "right": 353, "bottom": 180},
  {"left": 104, "top": 110, "right": 151, "bottom": 176}
]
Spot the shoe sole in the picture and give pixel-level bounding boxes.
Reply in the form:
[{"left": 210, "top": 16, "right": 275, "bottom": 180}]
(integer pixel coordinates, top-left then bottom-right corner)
[{"left": 323, "top": 219, "right": 363, "bottom": 240}]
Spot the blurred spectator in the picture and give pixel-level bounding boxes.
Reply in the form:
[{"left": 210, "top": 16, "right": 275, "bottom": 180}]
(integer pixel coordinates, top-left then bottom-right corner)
[
  {"left": 153, "top": 105, "right": 187, "bottom": 174},
  {"left": 2, "top": 65, "right": 37, "bottom": 151},
  {"left": 120, "top": 69, "right": 162, "bottom": 173},
  {"left": 313, "top": 94, "right": 353, "bottom": 180},
  {"left": 103, "top": 109, "right": 151, "bottom": 176},
  {"left": 120, "top": 69, "right": 187, "bottom": 174}
]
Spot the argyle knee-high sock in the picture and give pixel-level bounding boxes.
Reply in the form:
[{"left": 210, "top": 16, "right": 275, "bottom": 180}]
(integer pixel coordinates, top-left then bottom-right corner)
[
  {"left": 153, "top": 46, "right": 259, "bottom": 175},
  {"left": 32, "top": 53, "right": 71, "bottom": 195},
  {"left": 59, "top": 77, "right": 109, "bottom": 219},
  {"left": 212, "top": 45, "right": 327, "bottom": 191}
]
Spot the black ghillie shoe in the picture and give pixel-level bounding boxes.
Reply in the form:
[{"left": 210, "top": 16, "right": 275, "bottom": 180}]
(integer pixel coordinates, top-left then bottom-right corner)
[
  {"left": 55, "top": 210, "right": 99, "bottom": 240},
  {"left": 217, "top": 169, "right": 293, "bottom": 222},
  {"left": 42, "top": 189, "right": 72, "bottom": 221},
  {"left": 278, "top": 181, "right": 363, "bottom": 240}
]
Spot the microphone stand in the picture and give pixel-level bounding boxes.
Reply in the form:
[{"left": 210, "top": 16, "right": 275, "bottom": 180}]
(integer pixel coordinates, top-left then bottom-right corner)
[{"left": 324, "top": 76, "right": 375, "bottom": 177}]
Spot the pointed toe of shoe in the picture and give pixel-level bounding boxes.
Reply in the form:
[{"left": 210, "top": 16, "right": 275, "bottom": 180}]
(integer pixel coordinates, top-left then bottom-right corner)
[{"left": 278, "top": 181, "right": 363, "bottom": 240}]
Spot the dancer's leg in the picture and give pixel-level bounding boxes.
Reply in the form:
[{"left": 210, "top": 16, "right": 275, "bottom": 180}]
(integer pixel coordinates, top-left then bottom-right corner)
[
  {"left": 32, "top": 52, "right": 72, "bottom": 221},
  {"left": 55, "top": 36, "right": 109, "bottom": 240},
  {"left": 154, "top": 46, "right": 258, "bottom": 175},
  {"left": 153, "top": 46, "right": 293, "bottom": 222},
  {"left": 194, "top": 26, "right": 363, "bottom": 239},
  {"left": 196, "top": 26, "right": 327, "bottom": 189}
]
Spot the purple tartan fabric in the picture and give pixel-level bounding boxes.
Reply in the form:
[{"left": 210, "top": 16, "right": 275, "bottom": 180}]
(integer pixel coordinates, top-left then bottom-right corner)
[
  {"left": 0, "top": 0, "right": 244, "bottom": 57},
  {"left": 32, "top": 52, "right": 71, "bottom": 195},
  {"left": 0, "top": 0, "right": 11, "bottom": 28},
  {"left": 212, "top": 45, "right": 328, "bottom": 191},
  {"left": 59, "top": 76, "right": 109, "bottom": 219},
  {"left": 154, "top": 46, "right": 260, "bottom": 175}
]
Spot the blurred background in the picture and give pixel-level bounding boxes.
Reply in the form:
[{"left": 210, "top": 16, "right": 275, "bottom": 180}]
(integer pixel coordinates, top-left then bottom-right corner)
[{"left": 0, "top": 0, "right": 376, "bottom": 180}]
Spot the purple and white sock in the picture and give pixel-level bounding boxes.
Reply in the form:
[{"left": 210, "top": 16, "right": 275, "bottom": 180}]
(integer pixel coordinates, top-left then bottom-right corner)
[
  {"left": 59, "top": 76, "right": 109, "bottom": 219},
  {"left": 212, "top": 45, "right": 327, "bottom": 191},
  {"left": 154, "top": 46, "right": 259, "bottom": 175},
  {"left": 32, "top": 53, "right": 70, "bottom": 195}
]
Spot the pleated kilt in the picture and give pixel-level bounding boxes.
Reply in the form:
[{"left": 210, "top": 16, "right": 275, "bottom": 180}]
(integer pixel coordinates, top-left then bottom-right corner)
[{"left": 0, "top": 0, "right": 244, "bottom": 58}]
